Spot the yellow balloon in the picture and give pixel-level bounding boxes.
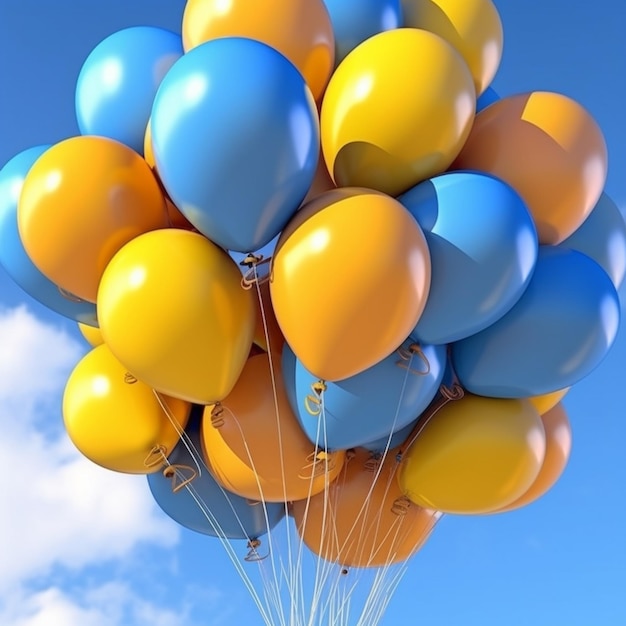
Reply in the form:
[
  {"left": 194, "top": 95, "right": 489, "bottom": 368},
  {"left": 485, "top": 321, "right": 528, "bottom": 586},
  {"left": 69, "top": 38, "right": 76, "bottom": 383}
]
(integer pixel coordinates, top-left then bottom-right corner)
[
  {"left": 528, "top": 388, "right": 570, "bottom": 415},
  {"left": 270, "top": 188, "right": 431, "bottom": 381},
  {"left": 78, "top": 322, "right": 103, "bottom": 348},
  {"left": 401, "top": 0, "right": 503, "bottom": 95},
  {"left": 320, "top": 28, "right": 475, "bottom": 196},
  {"left": 63, "top": 344, "right": 191, "bottom": 473},
  {"left": 182, "top": 0, "right": 335, "bottom": 101},
  {"left": 398, "top": 395, "right": 546, "bottom": 514},
  {"left": 496, "top": 402, "right": 572, "bottom": 513},
  {"left": 97, "top": 229, "right": 255, "bottom": 404}
]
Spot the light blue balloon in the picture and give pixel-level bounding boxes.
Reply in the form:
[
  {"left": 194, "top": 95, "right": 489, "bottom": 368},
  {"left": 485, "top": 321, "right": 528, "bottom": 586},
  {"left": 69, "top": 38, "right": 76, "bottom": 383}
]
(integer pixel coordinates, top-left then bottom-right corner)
[
  {"left": 559, "top": 193, "right": 626, "bottom": 289},
  {"left": 76, "top": 26, "right": 183, "bottom": 154},
  {"left": 282, "top": 338, "right": 446, "bottom": 451},
  {"left": 148, "top": 408, "right": 285, "bottom": 540},
  {"left": 151, "top": 37, "right": 320, "bottom": 252},
  {"left": 323, "top": 0, "right": 403, "bottom": 64},
  {"left": 452, "top": 246, "right": 621, "bottom": 398},
  {"left": 0, "top": 147, "right": 98, "bottom": 326},
  {"left": 361, "top": 418, "right": 417, "bottom": 454},
  {"left": 476, "top": 86, "right": 500, "bottom": 112},
  {"left": 399, "top": 171, "right": 538, "bottom": 345}
]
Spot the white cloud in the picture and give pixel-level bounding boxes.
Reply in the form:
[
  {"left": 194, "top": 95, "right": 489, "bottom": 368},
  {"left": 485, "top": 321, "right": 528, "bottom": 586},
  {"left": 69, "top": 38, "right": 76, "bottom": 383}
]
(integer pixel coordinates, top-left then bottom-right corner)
[{"left": 0, "top": 306, "right": 179, "bottom": 594}]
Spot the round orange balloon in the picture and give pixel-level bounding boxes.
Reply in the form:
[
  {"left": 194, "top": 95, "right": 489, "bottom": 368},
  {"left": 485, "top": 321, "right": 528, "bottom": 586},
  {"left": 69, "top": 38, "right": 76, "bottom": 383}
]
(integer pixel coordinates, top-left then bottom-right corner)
[
  {"left": 201, "top": 353, "right": 345, "bottom": 502},
  {"left": 300, "top": 154, "right": 336, "bottom": 206},
  {"left": 270, "top": 188, "right": 431, "bottom": 381},
  {"left": 401, "top": 0, "right": 503, "bottom": 95},
  {"left": 320, "top": 27, "right": 476, "bottom": 196},
  {"left": 528, "top": 388, "right": 569, "bottom": 415},
  {"left": 496, "top": 402, "right": 572, "bottom": 512},
  {"left": 452, "top": 91, "right": 608, "bottom": 244},
  {"left": 17, "top": 136, "right": 168, "bottom": 302},
  {"left": 293, "top": 448, "right": 439, "bottom": 568},
  {"left": 182, "top": 0, "right": 335, "bottom": 102}
]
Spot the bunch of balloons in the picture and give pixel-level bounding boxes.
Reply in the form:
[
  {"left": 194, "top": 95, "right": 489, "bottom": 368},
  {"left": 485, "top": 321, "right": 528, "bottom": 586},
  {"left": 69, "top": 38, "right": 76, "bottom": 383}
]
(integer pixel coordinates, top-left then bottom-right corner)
[{"left": 1, "top": 0, "right": 624, "bottom": 623}]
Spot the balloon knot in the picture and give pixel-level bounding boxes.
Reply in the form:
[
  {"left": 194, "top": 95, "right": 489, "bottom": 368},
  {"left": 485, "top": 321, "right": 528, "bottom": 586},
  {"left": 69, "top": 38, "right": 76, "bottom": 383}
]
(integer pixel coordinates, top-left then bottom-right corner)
[
  {"left": 395, "top": 343, "right": 431, "bottom": 376},
  {"left": 244, "top": 539, "right": 267, "bottom": 562},
  {"left": 304, "top": 380, "right": 327, "bottom": 416},
  {"left": 364, "top": 453, "right": 383, "bottom": 472},
  {"left": 163, "top": 463, "right": 197, "bottom": 493},
  {"left": 240, "top": 256, "right": 271, "bottom": 290},
  {"left": 144, "top": 444, "right": 167, "bottom": 469},
  {"left": 210, "top": 403, "right": 225, "bottom": 428},
  {"left": 391, "top": 495, "right": 412, "bottom": 516},
  {"left": 124, "top": 372, "right": 138, "bottom": 384}
]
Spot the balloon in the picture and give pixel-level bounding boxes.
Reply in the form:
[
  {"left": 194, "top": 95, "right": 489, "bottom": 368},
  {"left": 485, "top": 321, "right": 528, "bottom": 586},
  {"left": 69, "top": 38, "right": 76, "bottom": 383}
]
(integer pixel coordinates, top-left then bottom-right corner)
[
  {"left": 148, "top": 407, "right": 285, "bottom": 539},
  {"left": 401, "top": 0, "right": 503, "bottom": 95},
  {"left": 398, "top": 394, "right": 546, "bottom": 514},
  {"left": 151, "top": 37, "right": 320, "bottom": 252},
  {"left": 293, "top": 448, "right": 439, "bottom": 568},
  {"left": 559, "top": 193, "right": 626, "bottom": 288},
  {"left": 0, "top": 145, "right": 98, "bottom": 325},
  {"left": 282, "top": 339, "right": 446, "bottom": 450},
  {"left": 18, "top": 136, "right": 168, "bottom": 302},
  {"left": 201, "top": 353, "right": 346, "bottom": 502},
  {"left": 270, "top": 188, "right": 432, "bottom": 381},
  {"left": 300, "top": 154, "right": 336, "bottom": 206},
  {"left": 78, "top": 322, "right": 103, "bottom": 347},
  {"left": 476, "top": 86, "right": 500, "bottom": 113},
  {"left": 361, "top": 418, "right": 418, "bottom": 454},
  {"left": 181, "top": 0, "right": 334, "bottom": 101},
  {"left": 62, "top": 344, "right": 191, "bottom": 474},
  {"left": 452, "top": 91, "right": 608, "bottom": 245},
  {"left": 97, "top": 229, "right": 255, "bottom": 404},
  {"left": 399, "top": 171, "right": 538, "bottom": 345},
  {"left": 528, "top": 388, "right": 569, "bottom": 416},
  {"left": 496, "top": 402, "right": 572, "bottom": 513},
  {"left": 323, "top": 0, "right": 403, "bottom": 64},
  {"left": 75, "top": 26, "right": 183, "bottom": 154},
  {"left": 252, "top": 280, "right": 285, "bottom": 357},
  {"left": 320, "top": 28, "right": 475, "bottom": 196},
  {"left": 452, "top": 247, "right": 620, "bottom": 397}
]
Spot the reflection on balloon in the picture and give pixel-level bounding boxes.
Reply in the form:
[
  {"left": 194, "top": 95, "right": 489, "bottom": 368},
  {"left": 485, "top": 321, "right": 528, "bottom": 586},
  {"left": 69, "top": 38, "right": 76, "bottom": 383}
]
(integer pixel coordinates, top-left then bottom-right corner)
[
  {"left": 63, "top": 344, "right": 191, "bottom": 474},
  {"left": 398, "top": 394, "right": 546, "bottom": 514}
]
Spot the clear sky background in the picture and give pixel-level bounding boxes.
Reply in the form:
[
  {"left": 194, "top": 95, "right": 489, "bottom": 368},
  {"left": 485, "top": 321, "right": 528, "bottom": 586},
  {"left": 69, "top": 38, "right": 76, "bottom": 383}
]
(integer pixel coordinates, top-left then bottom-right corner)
[{"left": 0, "top": 1, "right": 625, "bottom": 625}]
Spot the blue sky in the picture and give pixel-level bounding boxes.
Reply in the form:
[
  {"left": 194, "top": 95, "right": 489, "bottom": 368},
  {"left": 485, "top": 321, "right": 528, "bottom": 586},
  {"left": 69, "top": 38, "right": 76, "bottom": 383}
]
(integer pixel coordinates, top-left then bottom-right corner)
[{"left": 0, "top": 1, "right": 625, "bottom": 625}]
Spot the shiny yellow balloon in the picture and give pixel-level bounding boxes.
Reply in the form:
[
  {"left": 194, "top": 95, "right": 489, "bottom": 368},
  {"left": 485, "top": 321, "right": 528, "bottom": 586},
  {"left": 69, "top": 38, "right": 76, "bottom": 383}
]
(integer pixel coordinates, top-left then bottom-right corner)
[
  {"left": 398, "top": 395, "right": 546, "bottom": 514},
  {"left": 63, "top": 344, "right": 191, "bottom": 473},
  {"left": 320, "top": 27, "right": 475, "bottom": 196},
  {"left": 18, "top": 136, "right": 168, "bottom": 302},
  {"left": 97, "top": 229, "right": 255, "bottom": 404},
  {"left": 496, "top": 402, "right": 572, "bottom": 513},
  {"left": 401, "top": 0, "right": 503, "bottom": 95},
  {"left": 528, "top": 388, "right": 570, "bottom": 415},
  {"left": 182, "top": 0, "right": 334, "bottom": 101},
  {"left": 78, "top": 322, "right": 104, "bottom": 348},
  {"left": 270, "top": 188, "right": 432, "bottom": 381},
  {"left": 453, "top": 92, "right": 608, "bottom": 244}
]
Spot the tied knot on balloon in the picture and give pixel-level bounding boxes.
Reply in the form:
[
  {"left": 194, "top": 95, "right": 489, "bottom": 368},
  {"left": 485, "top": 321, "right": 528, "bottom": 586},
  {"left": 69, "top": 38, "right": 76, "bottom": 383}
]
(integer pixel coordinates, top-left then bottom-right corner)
[
  {"left": 240, "top": 254, "right": 271, "bottom": 290},
  {"left": 304, "top": 380, "right": 328, "bottom": 416},
  {"left": 395, "top": 343, "right": 431, "bottom": 376},
  {"left": 299, "top": 449, "right": 336, "bottom": 480},
  {"left": 143, "top": 444, "right": 168, "bottom": 470},
  {"left": 345, "top": 448, "right": 357, "bottom": 462},
  {"left": 391, "top": 495, "right": 413, "bottom": 517},
  {"left": 124, "top": 372, "right": 138, "bottom": 384},
  {"left": 57, "top": 285, "right": 87, "bottom": 303},
  {"left": 440, "top": 382, "right": 464, "bottom": 401},
  {"left": 244, "top": 538, "right": 268, "bottom": 562},
  {"left": 162, "top": 463, "right": 198, "bottom": 493},
  {"left": 210, "top": 403, "right": 226, "bottom": 428},
  {"left": 364, "top": 453, "right": 383, "bottom": 473},
  {"left": 246, "top": 499, "right": 262, "bottom": 507}
]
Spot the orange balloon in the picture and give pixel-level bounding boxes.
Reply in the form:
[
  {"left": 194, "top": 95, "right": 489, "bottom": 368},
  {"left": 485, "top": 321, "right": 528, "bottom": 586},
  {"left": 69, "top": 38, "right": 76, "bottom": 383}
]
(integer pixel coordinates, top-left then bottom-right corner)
[
  {"left": 17, "top": 136, "right": 168, "bottom": 302},
  {"left": 251, "top": 280, "right": 285, "bottom": 357},
  {"left": 201, "top": 353, "right": 345, "bottom": 502},
  {"left": 300, "top": 153, "right": 336, "bottom": 206},
  {"left": 528, "top": 388, "right": 569, "bottom": 415},
  {"left": 182, "top": 0, "right": 335, "bottom": 102},
  {"left": 293, "top": 448, "right": 439, "bottom": 568},
  {"left": 270, "top": 188, "right": 431, "bottom": 381},
  {"left": 496, "top": 402, "right": 572, "bottom": 512},
  {"left": 452, "top": 91, "right": 608, "bottom": 244}
]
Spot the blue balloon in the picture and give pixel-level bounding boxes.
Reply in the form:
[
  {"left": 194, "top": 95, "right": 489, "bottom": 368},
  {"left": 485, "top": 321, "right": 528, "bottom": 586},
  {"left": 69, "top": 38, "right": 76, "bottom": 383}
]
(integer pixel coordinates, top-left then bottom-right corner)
[
  {"left": 559, "top": 193, "right": 626, "bottom": 289},
  {"left": 76, "top": 26, "right": 183, "bottom": 154},
  {"left": 476, "top": 86, "right": 500, "bottom": 112},
  {"left": 399, "top": 171, "right": 538, "bottom": 345},
  {"left": 282, "top": 338, "right": 446, "bottom": 451},
  {"left": 151, "top": 37, "right": 320, "bottom": 252},
  {"left": 0, "top": 147, "right": 98, "bottom": 326},
  {"left": 361, "top": 418, "right": 417, "bottom": 454},
  {"left": 323, "top": 0, "right": 403, "bottom": 64},
  {"left": 148, "top": 407, "right": 285, "bottom": 540},
  {"left": 452, "top": 246, "right": 621, "bottom": 397}
]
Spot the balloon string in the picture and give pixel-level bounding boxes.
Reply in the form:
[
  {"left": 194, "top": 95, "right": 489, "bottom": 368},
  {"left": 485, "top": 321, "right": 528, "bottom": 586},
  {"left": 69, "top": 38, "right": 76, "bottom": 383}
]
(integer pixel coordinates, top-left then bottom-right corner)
[
  {"left": 240, "top": 254, "right": 271, "bottom": 289},
  {"left": 162, "top": 463, "right": 198, "bottom": 493},
  {"left": 395, "top": 342, "right": 430, "bottom": 376},
  {"left": 304, "top": 380, "right": 327, "bottom": 416}
]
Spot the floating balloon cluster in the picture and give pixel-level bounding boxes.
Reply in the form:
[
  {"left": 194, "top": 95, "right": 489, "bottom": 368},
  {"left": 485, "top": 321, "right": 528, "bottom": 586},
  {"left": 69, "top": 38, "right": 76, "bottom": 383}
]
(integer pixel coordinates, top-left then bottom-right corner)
[{"left": 1, "top": 0, "right": 625, "bottom": 624}]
